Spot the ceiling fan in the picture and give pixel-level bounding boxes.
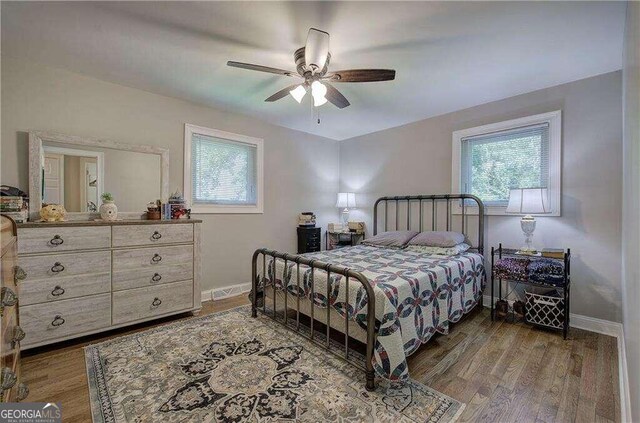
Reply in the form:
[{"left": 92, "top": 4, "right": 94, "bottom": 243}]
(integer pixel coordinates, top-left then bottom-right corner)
[{"left": 227, "top": 28, "right": 396, "bottom": 109}]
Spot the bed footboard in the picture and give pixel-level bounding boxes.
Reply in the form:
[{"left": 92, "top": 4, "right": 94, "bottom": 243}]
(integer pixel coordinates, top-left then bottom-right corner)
[{"left": 251, "top": 248, "right": 377, "bottom": 391}]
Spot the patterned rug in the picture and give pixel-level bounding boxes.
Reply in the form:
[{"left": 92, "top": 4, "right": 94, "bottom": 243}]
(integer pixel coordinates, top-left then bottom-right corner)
[{"left": 85, "top": 306, "right": 464, "bottom": 422}]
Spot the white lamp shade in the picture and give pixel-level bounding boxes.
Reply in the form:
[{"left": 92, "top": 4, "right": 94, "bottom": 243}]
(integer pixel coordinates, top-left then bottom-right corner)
[
  {"left": 336, "top": 192, "right": 356, "bottom": 208},
  {"left": 506, "top": 188, "right": 549, "bottom": 214},
  {"left": 311, "top": 81, "right": 328, "bottom": 107},
  {"left": 289, "top": 85, "right": 307, "bottom": 103}
]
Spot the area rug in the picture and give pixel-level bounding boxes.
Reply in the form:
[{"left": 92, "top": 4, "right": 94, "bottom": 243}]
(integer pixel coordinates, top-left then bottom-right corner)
[{"left": 85, "top": 306, "right": 464, "bottom": 422}]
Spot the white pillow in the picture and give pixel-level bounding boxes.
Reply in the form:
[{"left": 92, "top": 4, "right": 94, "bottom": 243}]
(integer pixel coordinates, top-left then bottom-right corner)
[{"left": 406, "top": 243, "right": 470, "bottom": 256}]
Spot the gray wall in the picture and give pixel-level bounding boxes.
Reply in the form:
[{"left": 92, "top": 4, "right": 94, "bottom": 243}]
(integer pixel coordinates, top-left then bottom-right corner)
[
  {"left": 1, "top": 56, "right": 340, "bottom": 292},
  {"left": 340, "top": 71, "right": 623, "bottom": 323},
  {"left": 623, "top": 1, "right": 640, "bottom": 420},
  {"left": 1, "top": 57, "right": 626, "bottom": 324}
]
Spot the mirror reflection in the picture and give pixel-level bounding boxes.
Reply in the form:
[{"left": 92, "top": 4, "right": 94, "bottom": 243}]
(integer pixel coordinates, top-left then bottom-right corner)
[{"left": 41, "top": 142, "right": 162, "bottom": 212}]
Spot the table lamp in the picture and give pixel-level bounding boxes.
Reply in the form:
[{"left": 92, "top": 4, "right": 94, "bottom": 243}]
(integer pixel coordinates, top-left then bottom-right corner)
[
  {"left": 506, "top": 188, "right": 549, "bottom": 254},
  {"left": 336, "top": 192, "right": 356, "bottom": 227}
]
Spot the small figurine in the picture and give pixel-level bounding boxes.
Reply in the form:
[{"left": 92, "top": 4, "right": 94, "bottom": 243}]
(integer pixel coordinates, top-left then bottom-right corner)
[{"left": 40, "top": 204, "right": 67, "bottom": 222}]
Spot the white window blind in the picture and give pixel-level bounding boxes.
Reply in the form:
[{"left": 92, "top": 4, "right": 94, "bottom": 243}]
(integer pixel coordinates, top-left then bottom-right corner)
[
  {"left": 191, "top": 133, "right": 257, "bottom": 206},
  {"left": 460, "top": 123, "right": 549, "bottom": 205}
]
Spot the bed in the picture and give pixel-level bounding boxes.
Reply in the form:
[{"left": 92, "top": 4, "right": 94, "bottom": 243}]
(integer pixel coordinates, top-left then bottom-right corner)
[{"left": 252, "top": 194, "right": 486, "bottom": 391}]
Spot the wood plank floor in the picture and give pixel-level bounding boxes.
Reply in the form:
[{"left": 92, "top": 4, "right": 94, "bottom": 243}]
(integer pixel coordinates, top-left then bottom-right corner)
[{"left": 22, "top": 295, "right": 620, "bottom": 423}]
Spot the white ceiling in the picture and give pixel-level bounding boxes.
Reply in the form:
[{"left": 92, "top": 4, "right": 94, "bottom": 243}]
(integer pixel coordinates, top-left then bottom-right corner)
[{"left": 1, "top": 1, "right": 626, "bottom": 140}]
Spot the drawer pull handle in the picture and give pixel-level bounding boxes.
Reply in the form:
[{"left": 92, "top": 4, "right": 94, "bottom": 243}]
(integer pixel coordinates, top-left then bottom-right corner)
[
  {"left": 1, "top": 287, "right": 17, "bottom": 307},
  {"left": 151, "top": 231, "right": 162, "bottom": 240},
  {"left": 49, "top": 235, "right": 64, "bottom": 246},
  {"left": 16, "top": 383, "right": 29, "bottom": 401},
  {"left": 0, "top": 368, "right": 17, "bottom": 391},
  {"left": 151, "top": 254, "right": 162, "bottom": 263},
  {"left": 151, "top": 273, "right": 162, "bottom": 282},
  {"left": 51, "top": 262, "right": 65, "bottom": 273},
  {"left": 51, "top": 286, "right": 65, "bottom": 296},
  {"left": 14, "top": 266, "right": 27, "bottom": 282},
  {"left": 12, "top": 326, "right": 25, "bottom": 346},
  {"left": 51, "top": 315, "right": 65, "bottom": 327},
  {"left": 151, "top": 297, "right": 162, "bottom": 307}
]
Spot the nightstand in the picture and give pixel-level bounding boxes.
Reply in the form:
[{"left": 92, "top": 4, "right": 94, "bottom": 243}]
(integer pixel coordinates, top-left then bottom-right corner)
[
  {"left": 491, "top": 244, "right": 571, "bottom": 339},
  {"left": 326, "top": 231, "right": 364, "bottom": 250},
  {"left": 297, "top": 227, "right": 321, "bottom": 253}
]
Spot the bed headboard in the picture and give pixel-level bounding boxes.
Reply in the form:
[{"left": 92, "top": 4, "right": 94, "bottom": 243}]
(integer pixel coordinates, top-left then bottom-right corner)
[{"left": 373, "top": 194, "right": 485, "bottom": 254}]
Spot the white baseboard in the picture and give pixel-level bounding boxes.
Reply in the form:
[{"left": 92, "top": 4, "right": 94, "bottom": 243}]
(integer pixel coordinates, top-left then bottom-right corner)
[
  {"left": 201, "top": 282, "right": 251, "bottom": 303},
  {"left": 482, "top": 294, "right": 631, "bottom": 421},
  {"left": 617, "top": 332, "right": 632, "bottom": 422},
  {"left": 569, "top": 313, "right": 623, "bottom": 338}
]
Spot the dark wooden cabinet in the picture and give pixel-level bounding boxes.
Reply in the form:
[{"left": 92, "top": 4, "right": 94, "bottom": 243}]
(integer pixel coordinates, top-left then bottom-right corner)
[{"left": 297, "top": 227, "right": 321, "bottom": 253}]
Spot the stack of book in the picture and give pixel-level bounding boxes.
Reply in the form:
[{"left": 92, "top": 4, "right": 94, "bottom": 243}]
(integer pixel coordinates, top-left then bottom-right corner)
[
  {"left": 167, "top": 192, "right": 189, "bottom": 219},
  {"left": 0, "top": 196, "right": 28, "bottom": 223}
]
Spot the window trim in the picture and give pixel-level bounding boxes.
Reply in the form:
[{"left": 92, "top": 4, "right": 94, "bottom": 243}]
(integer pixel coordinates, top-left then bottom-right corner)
[
  {"left": 184, "top": 123, "right": 264, "bottom": 214},
  {"left": 451, "top": 110, "right": 561, "bottom": 216}
]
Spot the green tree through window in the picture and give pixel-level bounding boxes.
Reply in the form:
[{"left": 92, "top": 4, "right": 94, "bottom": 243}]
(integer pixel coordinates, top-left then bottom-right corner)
[
  {"left": 461, "top": 123, "right": 549, "bottom": 205},
  {"left": 192, "top": 135, "right": 257, "bottom": 205}
]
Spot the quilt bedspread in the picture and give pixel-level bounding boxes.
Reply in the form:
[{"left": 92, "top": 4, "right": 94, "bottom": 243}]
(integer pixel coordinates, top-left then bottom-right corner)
[{"left": 263, "top": 245, "right": 485, "bottom": 382}]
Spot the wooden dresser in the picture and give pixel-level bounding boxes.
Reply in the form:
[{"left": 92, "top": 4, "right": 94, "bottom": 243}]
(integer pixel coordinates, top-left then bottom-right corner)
[
  {"left": 1, "top": 215, "right": 28, "bottom": 402},
  {"left": 16, "top": 220, "right": 201, "bottom": 349}
]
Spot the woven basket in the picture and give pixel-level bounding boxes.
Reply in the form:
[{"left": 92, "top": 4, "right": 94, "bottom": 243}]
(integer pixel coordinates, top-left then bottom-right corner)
[{"left": 525, "top": 290, "right": 565, "bottom": 329}]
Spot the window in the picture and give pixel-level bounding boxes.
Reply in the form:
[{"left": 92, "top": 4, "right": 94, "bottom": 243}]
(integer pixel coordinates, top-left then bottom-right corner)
[
  {"left": 184, "top": 124, "right": 263, "bottom": 213},
  {"left": 452, "top": 111, "right": 561, "bottom": 216}
]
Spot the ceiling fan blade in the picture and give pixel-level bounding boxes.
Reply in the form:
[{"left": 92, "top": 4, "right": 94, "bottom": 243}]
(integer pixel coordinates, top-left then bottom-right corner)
[
  {"left": 324, "top": 69, "right": 396, "bottom": 83},
  {"left": 227, "top": 61, "right": 299, "bottom": 77},
  {"left": 265, "top": 84, "right": 302, "bottom": 102},
  {"left": 324, "top": 83, "right": 350, "bottom": 109},
  {"left": 304, "top": 28, "right": 330, "bottom": 72}
]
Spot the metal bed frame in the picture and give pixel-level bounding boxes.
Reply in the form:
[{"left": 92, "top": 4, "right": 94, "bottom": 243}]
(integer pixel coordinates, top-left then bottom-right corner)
[{"left": 251, "top": 194, "right": 485, "bottom": 391}]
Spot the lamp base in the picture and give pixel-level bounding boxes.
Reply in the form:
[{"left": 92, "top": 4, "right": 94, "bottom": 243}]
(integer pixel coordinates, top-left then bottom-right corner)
[
  {"left": 519, "top": 215, "right": 537, "bottom": 254},
  {"left": 341, "top": 209, "right": 349, "bottom": 226}
]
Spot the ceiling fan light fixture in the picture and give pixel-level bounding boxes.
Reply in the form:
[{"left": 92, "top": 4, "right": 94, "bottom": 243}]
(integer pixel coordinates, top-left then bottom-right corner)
[
  {"left": 311, "top": 81, "right": 328, "bottom": 107},
  {"left": 228, "top": 28, "right": 395, "bottom": 110},
  {"left": 289, "top": 85, "right": 307, "bottom": 103}
]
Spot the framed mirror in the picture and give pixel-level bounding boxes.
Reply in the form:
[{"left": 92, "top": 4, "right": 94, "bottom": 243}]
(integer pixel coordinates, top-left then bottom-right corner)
[{"left": 29, "top": 131, "right": 169, "bottom": 221}]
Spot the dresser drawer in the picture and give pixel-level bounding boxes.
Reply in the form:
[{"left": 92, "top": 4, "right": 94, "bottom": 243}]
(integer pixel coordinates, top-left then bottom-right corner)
[
  {"left": 112, "top": 245, "right": 193, "bottom": 270},
  {"left": 112, "top": 224, "right": 193, "bottom": 247},
  {"left": 1, "top": 312, "right": 17, "bottom": 355},
  {"left": 112, "top": 280, "right": 193, "bottom": 325},
  {"left": 21, "top": 293, "right": 111, "bottom": 347},
  {"left": 21, "top": 273, "right": 111, "bottom": 306},
  {"left": 19, "top": 251, "right": 111, "bottom": 281},
  {"left": 1, "top": 241, "right": 18, "bottom": 292},
  {"left": 18, "top": 227, "right": 111, "bottom": 254},
  {"left": 0, "top": 349, "right": 18, "bottom": 402},
  {"left": 112, "top": 263, "right": 193, "bottom": 291}
]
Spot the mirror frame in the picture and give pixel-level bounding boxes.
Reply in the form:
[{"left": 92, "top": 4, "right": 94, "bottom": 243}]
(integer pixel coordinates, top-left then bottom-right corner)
[{"left": 29, "top": 131, "right": 169, "bottom": 221}]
